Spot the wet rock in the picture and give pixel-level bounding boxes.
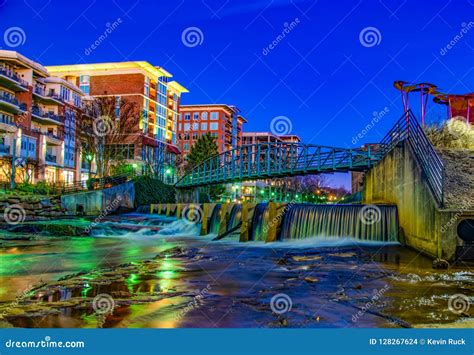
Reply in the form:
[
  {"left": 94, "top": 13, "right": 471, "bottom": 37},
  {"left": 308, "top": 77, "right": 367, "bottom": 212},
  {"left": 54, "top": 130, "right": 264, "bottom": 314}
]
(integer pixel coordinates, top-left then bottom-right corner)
[
  {"left": 304, "top": 277, "right": 319, "bottom": 283},
  {"left": 432, "top": 258, "right": 449, "bottom": 269}
]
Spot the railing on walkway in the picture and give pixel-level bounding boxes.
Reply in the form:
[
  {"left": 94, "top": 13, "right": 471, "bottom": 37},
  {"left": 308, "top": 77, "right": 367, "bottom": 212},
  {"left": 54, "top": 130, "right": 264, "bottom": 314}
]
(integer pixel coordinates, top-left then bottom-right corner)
[
  {"left": 377, "top": 110, "right": 444, "bottom": 206},
  {"left": 176, "top": 143, "right": 378, "bottom": 188}
]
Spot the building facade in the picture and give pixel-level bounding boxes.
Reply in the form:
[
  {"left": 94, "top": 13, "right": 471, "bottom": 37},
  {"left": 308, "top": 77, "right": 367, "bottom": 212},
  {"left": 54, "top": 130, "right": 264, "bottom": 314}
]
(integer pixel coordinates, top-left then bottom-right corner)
[
  {"left": 46, "top": 61, "right": 188, "bottom": 183},
  {"left": 0, "top": 50, "right": 94, "bottom": 186},
  {"left": 177, "top": 104, "right": 247, "bottom": 156}
]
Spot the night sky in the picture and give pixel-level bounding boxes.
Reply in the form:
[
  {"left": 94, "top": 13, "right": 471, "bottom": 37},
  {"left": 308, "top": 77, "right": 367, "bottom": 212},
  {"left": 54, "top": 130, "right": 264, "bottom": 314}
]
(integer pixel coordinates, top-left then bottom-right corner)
[{"left": 1, "top": 0, "right": 473, "bottom": 188}]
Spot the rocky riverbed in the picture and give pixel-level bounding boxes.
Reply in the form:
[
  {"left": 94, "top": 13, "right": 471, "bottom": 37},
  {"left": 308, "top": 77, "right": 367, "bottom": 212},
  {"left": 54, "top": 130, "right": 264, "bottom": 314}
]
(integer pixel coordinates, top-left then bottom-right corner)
[{"left": 0, "top": 214, "right": 472, "bottom": 329}]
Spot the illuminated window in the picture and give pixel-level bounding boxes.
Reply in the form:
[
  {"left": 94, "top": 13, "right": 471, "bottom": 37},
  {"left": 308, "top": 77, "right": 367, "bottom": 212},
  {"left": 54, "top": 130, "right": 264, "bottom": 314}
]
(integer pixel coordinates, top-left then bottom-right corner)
[
  {"left": 210, "top": 122, "right": 218, "bottom": 130},
  {"left": 210, "top": 112, "right": 219, "bottom": 120}
]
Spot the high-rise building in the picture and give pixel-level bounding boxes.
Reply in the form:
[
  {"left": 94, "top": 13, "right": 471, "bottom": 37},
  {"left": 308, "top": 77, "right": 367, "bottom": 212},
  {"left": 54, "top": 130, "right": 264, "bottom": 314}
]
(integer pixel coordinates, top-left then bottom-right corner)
[
  {"left": 46, "top": 61, "right": 188, "bottom": 182},
  {"left": 0, "top": 50, "right": 94, "bottom": 185},
  {"left": 177, "top": 104, "right": 247, "bottom": 156}
]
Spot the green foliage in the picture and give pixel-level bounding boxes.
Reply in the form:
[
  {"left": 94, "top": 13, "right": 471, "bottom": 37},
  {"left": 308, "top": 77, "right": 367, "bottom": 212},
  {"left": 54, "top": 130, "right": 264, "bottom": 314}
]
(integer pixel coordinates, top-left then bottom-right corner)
[
  {"left": 424, "top": 119, "right": 474, "bottom": 150},
  {"left": 133, "top": 175, "right": 176, "bottom": 206},
  {"left": 186, "top": 132, "right": 219, "bottom": 171},
  {"left": 186, "top": 133, "right": 225, "bottom": 201},
  {"left": 110, "top": 161, "right": 135, "bottom": 176},
  {"left": 15, "top": 181, "right": 53, "bottom": 195}
]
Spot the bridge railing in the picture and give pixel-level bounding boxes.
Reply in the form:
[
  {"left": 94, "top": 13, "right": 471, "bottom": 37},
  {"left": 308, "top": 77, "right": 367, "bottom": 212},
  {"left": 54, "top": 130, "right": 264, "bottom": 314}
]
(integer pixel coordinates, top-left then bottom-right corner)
[
  {"left": 177, "top": 143, "right": 377, "bottom": 187},
  {"left": 377, "top": 111, "right": 444, "bottom": 206}
]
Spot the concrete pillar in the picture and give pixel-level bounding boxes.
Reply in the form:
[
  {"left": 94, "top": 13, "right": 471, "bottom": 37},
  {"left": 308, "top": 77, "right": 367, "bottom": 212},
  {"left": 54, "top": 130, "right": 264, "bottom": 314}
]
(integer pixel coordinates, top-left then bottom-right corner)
[
  {"left": 218, "top": 203, "right": 229, "bottom": 236},
  {"left": 266, "top": 202, "right": 278, "bottom": 242},
  {"left": 166, "top": 203, "right": 171, "bottom": 216},
  {"left": 176, "top": 204, "right": 182, "bottom": 218},
  {"left": 200, "top": 204, "right": 209, "bottom": 235},
  {"left": 240, "top": 203, "right": 250, "bottom": 242}
]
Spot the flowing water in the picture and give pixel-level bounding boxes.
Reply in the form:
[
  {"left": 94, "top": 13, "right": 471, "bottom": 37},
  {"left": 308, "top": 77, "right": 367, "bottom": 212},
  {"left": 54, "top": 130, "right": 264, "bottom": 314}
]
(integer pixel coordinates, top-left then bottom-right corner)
[{"left": 0, "top": 210, "right": 472, "bottom": 328}]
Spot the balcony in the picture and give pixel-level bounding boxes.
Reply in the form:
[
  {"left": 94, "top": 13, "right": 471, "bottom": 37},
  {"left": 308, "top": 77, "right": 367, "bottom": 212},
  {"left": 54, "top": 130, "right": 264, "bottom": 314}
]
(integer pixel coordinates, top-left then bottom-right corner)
[
  {"left": 31, "top": 106, "right": 64, "bottom": 125},
  {"left": 33, "top": 85, "right": 63, "bottom": 105},
  {"left": 0, "top": 68, "right": 29, "bottom": 91},
  {"left": 0, "top": 114, "right": 17, "bottom": 132},
  {"left": 0, "top": 144, "right": 10, "bottom": 155},
  {"left": 0, "top": 91, "right": 26, "bottom": 114},
  {"left": 45, "top": 153, "right": 57, "bottom": 164}
]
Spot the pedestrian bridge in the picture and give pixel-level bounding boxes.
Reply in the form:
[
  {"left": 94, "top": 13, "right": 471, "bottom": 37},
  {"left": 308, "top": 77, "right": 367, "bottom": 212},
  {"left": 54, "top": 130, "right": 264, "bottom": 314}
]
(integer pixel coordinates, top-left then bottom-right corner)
[{"left": 175, "top": 111, "right": 444, "bottom": 207}]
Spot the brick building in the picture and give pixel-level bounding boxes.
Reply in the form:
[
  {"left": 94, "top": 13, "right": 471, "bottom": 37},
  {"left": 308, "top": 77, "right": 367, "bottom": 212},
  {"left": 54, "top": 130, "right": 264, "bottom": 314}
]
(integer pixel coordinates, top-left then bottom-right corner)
[
  {"left": 177, "top": 104, "right": 247, "bottom": 156},
  {"left": 46, "top": 61, "right": 188, "bottom": 182}
]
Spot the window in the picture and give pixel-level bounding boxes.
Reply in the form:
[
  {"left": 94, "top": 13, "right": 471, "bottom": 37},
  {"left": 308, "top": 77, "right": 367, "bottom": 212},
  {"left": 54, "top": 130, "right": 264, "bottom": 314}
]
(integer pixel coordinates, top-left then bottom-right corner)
[
  {"left": 79, "top": 75, "right": 90, "bottom": 95},
  {"left": 193, "top": 112, "right": 199, "bottom": 120},
  {"left": 184, "top": 113, "right": 190, "bottom": 121},
  {"left": 192, "top": 133, "right": 199, "bottom": 140},
  {"left": 184, "top": 133, "right": 190, "bottom": 140},
  {"left": 201, "top": 112, "right": 208, "bottom": 120},
  {"left": 60, "top": 86, "right": 71, "bottom": 101},
  {"left": 192, "top": 122, "right": 199, "bottom": 130},
  {"left": 201, "top": 122, "right": 207, "bottom": 130},
  {"left": 184, "top": 143, "right": 189, "bottom": 151},
  {"left": 184, "top": 123, "right": 190, "bottom": 131},
  {"left": 105, "top": 144, "right": 135, "bottom": 160},
  {"left": 178, "top": 123, "right": 182, "bottom": 130},
  {"left": 210, "top": 112, "right": 219, "bottom": 120},
  {"left": 210, "top": 122, "right": 218, "bottom": 130},
  {"left": 115, "top": 96, "right": 121, "bottom": 118}
]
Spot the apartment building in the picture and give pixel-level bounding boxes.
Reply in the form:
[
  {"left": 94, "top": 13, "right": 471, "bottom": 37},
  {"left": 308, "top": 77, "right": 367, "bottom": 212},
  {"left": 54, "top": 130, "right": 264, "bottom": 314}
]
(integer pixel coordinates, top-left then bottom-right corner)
[
  {"left": 177, "top": 104, "right": 247, "bottom": 156},
  {"left": 46, "top": 62, "right": 188, "bottom": 182},
  {"left": 0, "top": 50, "right": 94, "bottom": 185}
]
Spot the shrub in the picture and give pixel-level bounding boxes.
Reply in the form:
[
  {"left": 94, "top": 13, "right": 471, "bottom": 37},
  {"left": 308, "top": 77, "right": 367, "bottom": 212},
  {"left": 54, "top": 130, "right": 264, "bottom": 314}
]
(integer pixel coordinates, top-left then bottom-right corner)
[
  {"left": 424, "top": 118, "right": 474, "bottom": 150},
  {"left": 133, "top": 175, "right": 176, "bottom": 206}
]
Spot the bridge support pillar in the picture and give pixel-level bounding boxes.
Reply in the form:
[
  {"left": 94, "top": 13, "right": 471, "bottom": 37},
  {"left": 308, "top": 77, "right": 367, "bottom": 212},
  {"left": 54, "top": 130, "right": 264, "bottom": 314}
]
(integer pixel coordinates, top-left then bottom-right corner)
[
  {"left": 240, "top": 203, "right": 250, "bottom": 242},
  {"left": 218, "top": 203, "right": 229, "bottom": 236},
  {"left": 200, "top": 204, "right": 209, "bottom": 235},
  {"left": 166, "top": 203, "right": 171, "bottom": 216},
  {"left": 266, "top": 202, "right": 278, "bottom": 242},
  {"left": 176, "top": 204, "right": 182, "bottom": 219}
]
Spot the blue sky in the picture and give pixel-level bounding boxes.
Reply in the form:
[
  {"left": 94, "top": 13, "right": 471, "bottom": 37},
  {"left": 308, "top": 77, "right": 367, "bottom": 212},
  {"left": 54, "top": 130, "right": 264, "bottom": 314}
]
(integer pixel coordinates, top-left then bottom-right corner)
[{"left": 1, "top": 0, "right": 473, "bottom": 188}]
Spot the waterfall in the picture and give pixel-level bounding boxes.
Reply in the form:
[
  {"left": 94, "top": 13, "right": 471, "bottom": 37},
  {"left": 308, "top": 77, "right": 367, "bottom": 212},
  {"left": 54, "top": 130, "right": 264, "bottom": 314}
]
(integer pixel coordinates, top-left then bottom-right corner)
[
  {"left": 250, "top": 203, "right": 268, "bottom": 241},
  {"left": 228, "top": 204, "right": 242, "bottom": 231},
  {"left": 279, "top": 204, "right": 398, "bottom": 242},
  {"left": 208, "top": 204, "right": 222, "bottom": 235}
]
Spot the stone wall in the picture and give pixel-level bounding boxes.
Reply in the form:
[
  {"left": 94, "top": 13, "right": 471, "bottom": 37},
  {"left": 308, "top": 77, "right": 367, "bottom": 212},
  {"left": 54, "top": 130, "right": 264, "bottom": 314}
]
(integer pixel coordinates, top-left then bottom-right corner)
[{"left": 0, "top": 195, "right": 68, "bottom": 222}]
